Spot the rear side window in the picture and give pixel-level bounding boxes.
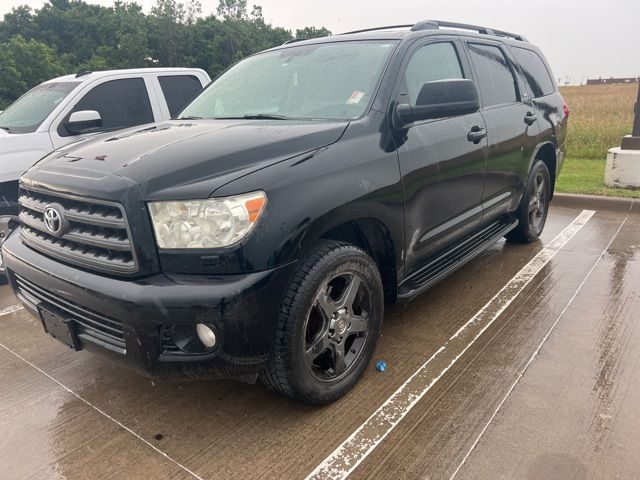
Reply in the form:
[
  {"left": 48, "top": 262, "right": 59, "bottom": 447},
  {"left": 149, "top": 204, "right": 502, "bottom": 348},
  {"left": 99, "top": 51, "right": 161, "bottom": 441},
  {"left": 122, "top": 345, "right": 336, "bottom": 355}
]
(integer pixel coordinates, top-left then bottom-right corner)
[
  {"left": 467, "top": 43, "right": 519, "bottom": 107},
  {"left": 403, "top": 42, "right": 465, "bottom": 106},
  {"left": 65, "top": 78, "right": 154, "bottom": 135},
  {"left": 512, "top": 48, "right": 555, "bottom": 98},
  {"left": 158, "top": 75, "right": 204, "bottom": 117}
]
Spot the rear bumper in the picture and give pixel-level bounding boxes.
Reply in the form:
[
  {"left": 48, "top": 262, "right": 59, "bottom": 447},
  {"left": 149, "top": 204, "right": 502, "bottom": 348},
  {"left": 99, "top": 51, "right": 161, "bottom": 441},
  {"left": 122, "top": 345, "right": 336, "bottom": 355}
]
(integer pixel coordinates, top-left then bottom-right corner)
[{"left": 2, "top": 229, "right": 295, "bottom": 379}]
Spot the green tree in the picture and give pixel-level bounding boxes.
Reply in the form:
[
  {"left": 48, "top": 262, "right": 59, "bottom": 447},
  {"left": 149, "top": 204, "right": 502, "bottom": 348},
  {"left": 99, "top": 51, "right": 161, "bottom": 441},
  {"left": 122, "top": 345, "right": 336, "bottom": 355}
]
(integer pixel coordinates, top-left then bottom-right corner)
[
  {"left": 0, "top": 6, "right": 35, "bottom": 43},
  {"left": 0, "top": 35, "right": 66, "bottom": 108},
  {"left": 295, "top": 26, "right": 331, "bottom": 40},
  {"left": 217, "top": 0, "right": 248, "bottom": 21},
  {"left": 148, "top": 0, "right": 201, "bottom": 66},
  {"left": 0, "top": 0, "right": 332, "bottom": 107}
]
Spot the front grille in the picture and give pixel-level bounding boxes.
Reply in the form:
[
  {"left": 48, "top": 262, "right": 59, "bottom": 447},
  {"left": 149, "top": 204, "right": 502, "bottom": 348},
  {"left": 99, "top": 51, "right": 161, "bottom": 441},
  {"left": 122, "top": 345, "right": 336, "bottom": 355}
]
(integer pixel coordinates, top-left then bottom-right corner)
[
  {"left": 18, "top": 186, "right": 138, "bottom": 275},
  {"left": 13, "top": 273, "right": 126, "bottom": 352}
]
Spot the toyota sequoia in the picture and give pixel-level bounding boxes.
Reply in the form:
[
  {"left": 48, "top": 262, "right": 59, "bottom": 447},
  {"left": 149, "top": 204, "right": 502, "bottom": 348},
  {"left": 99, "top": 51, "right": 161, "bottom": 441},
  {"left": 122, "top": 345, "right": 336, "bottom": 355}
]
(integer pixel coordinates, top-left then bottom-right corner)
[{"left": 2, "top": 20, "right": 568, "bottom": 405}]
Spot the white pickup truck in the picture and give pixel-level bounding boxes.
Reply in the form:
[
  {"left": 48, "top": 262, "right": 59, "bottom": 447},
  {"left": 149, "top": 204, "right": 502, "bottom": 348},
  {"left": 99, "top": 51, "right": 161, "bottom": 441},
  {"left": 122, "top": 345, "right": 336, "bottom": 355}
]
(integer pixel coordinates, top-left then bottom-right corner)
[{"left": 0, "top": 67, "right": 211, "bottom": 270}]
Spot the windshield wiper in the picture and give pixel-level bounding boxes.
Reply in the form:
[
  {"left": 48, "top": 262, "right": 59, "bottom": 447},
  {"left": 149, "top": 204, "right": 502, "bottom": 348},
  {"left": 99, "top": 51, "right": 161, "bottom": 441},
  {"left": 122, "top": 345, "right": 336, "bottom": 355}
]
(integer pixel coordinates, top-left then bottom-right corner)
[
  {"left": 0, "top": 126, "right": 11, "bottom": 133},
  {"left": 178, "top": 116, "right": 205, "bottom": 120},
  {"left": 214, "top": 114, "right": 294, "bottom": 121},
  {"left": 242, "top": 114, "right": 292, "bottom": 120}
]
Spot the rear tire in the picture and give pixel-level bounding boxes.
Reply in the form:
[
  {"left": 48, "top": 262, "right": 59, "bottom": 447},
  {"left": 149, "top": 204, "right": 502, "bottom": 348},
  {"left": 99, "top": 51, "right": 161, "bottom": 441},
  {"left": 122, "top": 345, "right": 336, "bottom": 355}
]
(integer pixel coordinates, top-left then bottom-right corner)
[
  {"left": 506, "top": 160, "right": 551, "bottom": 243},
  {"left": 260, "top": 240, "right": 384, "bottom": 405}
]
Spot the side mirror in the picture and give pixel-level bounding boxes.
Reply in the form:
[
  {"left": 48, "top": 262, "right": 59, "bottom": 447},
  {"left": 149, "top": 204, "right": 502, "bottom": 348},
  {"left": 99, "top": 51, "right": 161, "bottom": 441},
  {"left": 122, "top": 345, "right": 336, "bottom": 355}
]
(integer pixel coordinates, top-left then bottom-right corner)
[
  {"left": 65, "top": 110, "right": 102, "bottom": 135},
  {"left": 395, "top": 79, "right": 480, "bottom": 127}
]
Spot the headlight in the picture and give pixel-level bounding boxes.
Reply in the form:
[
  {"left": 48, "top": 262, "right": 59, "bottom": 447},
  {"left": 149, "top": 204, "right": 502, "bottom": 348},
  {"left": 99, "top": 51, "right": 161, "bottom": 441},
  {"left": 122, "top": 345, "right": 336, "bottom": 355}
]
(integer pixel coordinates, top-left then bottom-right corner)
[{"left": 148, "top": 191, "right": 266, "bottom": 249}]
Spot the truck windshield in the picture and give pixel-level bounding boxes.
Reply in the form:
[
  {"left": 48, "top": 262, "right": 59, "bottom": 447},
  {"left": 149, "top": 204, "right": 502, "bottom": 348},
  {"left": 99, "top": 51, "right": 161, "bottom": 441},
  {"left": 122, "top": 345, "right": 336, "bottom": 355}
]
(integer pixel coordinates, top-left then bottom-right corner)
[
  {"left": 0, "top": 82, "right": 80, "bottom": 134},
  {"left": 180, "top": 40, "right": 397, "bottom": 121}
]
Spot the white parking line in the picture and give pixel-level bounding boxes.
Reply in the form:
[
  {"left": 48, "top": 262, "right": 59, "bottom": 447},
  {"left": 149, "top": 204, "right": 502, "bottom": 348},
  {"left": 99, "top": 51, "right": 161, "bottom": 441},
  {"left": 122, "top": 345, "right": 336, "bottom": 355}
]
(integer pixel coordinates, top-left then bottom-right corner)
[
  {"left": 306, "top": 209, "right": 596, "bottom": 480},
  {"left": 0, "top": 308, "right": 204, "bottom": 479},
  {"left": 0, "top": 304, "right": 23, "bottom": 316},
  {"left": 449, "top": 206, "right": 631, "bottom": 479}
]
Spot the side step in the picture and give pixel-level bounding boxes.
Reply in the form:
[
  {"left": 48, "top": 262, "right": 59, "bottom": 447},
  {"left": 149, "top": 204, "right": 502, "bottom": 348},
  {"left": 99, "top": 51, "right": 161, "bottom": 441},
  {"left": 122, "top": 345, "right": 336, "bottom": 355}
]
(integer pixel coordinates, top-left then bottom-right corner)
[{"left": 398, "top": 217, "right": 518, "bottom": 300}]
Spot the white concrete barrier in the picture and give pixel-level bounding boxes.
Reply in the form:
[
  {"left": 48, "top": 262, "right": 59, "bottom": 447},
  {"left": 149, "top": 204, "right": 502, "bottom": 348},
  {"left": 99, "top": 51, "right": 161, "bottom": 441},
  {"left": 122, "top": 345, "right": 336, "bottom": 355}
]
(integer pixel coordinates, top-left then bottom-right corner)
[{"left": 605, "top": 147, "right": 640, "bottom": 189}]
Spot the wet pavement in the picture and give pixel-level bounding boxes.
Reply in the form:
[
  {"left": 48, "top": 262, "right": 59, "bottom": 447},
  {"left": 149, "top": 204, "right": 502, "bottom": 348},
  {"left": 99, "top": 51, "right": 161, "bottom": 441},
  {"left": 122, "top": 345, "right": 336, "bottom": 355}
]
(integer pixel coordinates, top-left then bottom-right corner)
[{"left": 0, "top": 194, "right": 638, "bottom": 480}]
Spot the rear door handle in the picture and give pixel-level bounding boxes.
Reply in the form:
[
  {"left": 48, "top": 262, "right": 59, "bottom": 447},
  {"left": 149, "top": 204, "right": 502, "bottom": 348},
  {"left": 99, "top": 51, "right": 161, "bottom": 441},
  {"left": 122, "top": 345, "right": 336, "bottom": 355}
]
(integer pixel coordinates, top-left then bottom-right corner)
[
  {"left": 467, "top": 127, "right": 487, "bottom": 143},
  {"left": 524, "top": 112, "right": 538, "bottom": 125}
]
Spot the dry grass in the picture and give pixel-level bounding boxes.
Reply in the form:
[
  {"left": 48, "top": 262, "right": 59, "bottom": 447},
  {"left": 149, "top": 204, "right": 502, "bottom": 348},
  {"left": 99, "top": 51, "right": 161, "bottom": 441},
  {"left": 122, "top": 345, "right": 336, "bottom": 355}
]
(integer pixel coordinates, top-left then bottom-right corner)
[
  {"left": 560, "top": 83, "right": 636, "bottom": 159},
  {"left": 556, "top": 83, "right": 639, "bottom": 198}
]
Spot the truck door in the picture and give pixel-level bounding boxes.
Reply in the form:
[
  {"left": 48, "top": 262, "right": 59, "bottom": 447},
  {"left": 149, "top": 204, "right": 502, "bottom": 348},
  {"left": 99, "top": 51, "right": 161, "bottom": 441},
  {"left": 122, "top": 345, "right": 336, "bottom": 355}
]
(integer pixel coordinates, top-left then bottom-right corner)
[
  {"left": 395, "top": 38, "right": 488, "bottom": 276},
  {"left": 50, "top": 77, "right": 157, "bottom": 150},
  {"left": 464, "top": 41, "right": 540, "bottom": 223}
]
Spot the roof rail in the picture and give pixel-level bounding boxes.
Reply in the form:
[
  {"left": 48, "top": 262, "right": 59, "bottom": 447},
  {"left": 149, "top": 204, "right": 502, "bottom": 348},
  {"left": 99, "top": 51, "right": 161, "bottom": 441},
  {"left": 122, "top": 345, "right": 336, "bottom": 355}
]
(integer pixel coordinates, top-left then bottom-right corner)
[
  {"left": 418, "top": 20, "right": 528, "bottom": 41},
  {"left": 411, "top": 20, "right": 439, "bottom": 32},
  {"left": 337, "top": 20, "right": 527, "bottom": 42},
  {"left": 339, "top": 24, "right": 414, "bottom": 35}
]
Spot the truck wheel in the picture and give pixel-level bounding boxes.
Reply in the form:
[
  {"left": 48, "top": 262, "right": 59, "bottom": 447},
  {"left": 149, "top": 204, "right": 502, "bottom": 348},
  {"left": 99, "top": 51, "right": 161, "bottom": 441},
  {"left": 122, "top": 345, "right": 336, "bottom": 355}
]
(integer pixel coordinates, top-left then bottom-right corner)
[
  {"left": 506, "top": 160, "right": 551, "bottom": 243},
  {"left": 260, "top": 240, "right": 384, "bottom": 405}
]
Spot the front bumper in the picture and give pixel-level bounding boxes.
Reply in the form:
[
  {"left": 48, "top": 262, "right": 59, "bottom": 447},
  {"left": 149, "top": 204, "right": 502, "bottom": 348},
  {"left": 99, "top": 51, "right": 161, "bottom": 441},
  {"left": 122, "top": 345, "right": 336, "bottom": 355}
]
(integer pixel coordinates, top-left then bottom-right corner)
[{"left": 2, "top": 229, "right": 295, "bottom": 379}]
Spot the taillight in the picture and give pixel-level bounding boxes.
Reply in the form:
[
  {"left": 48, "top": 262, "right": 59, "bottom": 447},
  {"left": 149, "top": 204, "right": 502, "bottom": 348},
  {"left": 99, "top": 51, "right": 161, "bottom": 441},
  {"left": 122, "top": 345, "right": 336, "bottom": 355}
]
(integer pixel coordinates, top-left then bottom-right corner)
[{"left": 563, "top": 103, "right": 570, "bottom": 119}]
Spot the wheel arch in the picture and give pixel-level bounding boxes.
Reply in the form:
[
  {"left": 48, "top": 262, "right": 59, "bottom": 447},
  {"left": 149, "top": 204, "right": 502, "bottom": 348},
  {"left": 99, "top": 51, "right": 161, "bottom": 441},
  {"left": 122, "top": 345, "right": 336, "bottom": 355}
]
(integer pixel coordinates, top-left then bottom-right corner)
[
  {"left": 531, "top": 142, "right": 557, "bottom": 198},
  {"left": 299, "top": 206, "right": 402, "bottom": 304}
]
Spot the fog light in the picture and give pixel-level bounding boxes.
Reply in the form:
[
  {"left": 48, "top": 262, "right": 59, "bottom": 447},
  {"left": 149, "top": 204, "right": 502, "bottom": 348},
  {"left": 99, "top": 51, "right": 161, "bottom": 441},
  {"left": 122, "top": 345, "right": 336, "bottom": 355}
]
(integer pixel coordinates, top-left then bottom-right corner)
[{"left": 196, "top": 323, "right": 217, "bottom": 349}]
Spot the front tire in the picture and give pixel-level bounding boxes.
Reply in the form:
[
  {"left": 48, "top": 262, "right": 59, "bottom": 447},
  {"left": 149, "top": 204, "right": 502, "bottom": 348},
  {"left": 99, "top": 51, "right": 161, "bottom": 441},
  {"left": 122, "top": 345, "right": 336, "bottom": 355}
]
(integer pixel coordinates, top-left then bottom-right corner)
[
  {"left": 506, "top": 160, "right": 551, "bottom": 243},
  {"left": 260, "top": 240, "right": 384, "bottom": 405}
]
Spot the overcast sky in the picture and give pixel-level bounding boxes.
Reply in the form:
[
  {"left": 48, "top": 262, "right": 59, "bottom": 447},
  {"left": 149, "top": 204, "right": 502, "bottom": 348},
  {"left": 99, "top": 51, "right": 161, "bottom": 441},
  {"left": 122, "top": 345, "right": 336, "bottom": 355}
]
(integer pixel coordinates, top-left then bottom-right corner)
[{"left": 1, "top": 0, "right": 638, "bottom": 83}]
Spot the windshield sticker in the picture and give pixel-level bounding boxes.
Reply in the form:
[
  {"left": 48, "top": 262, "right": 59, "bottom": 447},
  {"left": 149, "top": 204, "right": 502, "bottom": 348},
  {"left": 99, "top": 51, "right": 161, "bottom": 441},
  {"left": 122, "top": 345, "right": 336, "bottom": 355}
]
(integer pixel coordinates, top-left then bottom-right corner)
[{"left": 347, "top": 91, "right": 365, "bottom": 104}]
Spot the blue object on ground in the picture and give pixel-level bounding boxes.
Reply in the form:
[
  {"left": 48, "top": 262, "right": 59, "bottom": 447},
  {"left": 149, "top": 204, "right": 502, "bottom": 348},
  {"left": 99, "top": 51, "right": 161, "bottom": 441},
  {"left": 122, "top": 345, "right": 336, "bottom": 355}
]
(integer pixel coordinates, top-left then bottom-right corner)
[{"left": 376, "top": 360, "right": 387, "bottom": 372}]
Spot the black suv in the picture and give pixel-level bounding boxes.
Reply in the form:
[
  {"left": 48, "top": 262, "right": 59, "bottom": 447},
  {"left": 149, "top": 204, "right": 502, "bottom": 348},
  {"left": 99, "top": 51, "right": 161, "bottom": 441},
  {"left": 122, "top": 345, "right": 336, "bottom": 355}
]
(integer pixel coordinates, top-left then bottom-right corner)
[{"left": 3, "top": 20, "right": 568, "bottom": 404}]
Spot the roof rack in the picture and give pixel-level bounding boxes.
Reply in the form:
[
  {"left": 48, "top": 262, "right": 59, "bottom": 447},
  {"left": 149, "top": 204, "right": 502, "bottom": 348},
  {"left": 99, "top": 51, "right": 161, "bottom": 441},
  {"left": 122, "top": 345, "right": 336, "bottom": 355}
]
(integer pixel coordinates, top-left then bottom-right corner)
[
  {"left": 426, "top": 20, "right": 528, "bottom": 41},
  {"left": 339, "top": 24, "right": 414, "bottom": 35},
  {"left": 76, "top": 70, "right": 92, "bottom": 78},
  {"left": 338, "top": 20, "right": 527, "bottom": 42}
]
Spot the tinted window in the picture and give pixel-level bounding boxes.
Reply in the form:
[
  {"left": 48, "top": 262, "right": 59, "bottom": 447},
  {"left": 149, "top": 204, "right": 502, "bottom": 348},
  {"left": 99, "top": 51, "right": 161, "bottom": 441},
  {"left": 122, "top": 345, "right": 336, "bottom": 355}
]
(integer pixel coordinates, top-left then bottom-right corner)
[
  {"left": 467, "top": 43, "right": 519, "bottom": 107},
  {"left": 513, "top": 48, "right": 555, "bottom": 98},
  {"left": 65, "top": 78, "right": 153, "bottom": 135},
  {"left": 158, "top": 75, "right": 204, "bottom": 117},
  {"left": 403, "top": 42, "right": 464, "bottom": 106}
]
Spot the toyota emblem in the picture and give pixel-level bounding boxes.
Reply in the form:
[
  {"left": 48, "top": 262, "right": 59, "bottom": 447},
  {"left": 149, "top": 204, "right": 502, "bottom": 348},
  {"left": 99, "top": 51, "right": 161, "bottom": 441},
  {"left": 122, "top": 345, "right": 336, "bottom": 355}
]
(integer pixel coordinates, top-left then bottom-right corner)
[{"left": 43, "top": 204, "right": 66, "bottom": 236}]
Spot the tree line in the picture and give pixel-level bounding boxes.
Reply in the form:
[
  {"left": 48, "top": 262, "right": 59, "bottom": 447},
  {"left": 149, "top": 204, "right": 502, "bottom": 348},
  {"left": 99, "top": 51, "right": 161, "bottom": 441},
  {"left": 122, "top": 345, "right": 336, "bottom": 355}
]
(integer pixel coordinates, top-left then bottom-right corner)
[{"left": 0, "top": 0, "right": 331, "bottom": 108}]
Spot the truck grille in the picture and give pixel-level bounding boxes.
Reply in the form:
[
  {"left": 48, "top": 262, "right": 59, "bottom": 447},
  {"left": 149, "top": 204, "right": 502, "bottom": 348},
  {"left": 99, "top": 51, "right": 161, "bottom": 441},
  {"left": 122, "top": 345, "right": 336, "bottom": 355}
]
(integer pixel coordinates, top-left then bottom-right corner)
[
  {"left": 18, "top": 186, "right": 138, "bottom": 275},
  {"left": 13, "top": 273, "right": 126, "bottom": 352}
]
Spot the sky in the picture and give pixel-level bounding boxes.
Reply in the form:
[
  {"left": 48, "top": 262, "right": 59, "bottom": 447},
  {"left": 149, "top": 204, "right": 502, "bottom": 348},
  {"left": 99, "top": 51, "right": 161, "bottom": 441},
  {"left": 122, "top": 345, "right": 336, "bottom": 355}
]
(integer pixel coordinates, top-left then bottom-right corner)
[{"left": 1, "top": 0, "right": 638, "bottom": 84}]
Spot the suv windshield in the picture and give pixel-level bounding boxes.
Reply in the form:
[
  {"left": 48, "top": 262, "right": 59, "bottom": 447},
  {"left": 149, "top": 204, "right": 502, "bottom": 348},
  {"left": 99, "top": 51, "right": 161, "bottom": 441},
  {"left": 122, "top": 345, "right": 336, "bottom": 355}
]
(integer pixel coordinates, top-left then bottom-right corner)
[
  {"left": 180, "top": 40, "right": 397, "bottom": 121},
  {"left": 0, "top": 81, "right": 79, "bottom": 134}
]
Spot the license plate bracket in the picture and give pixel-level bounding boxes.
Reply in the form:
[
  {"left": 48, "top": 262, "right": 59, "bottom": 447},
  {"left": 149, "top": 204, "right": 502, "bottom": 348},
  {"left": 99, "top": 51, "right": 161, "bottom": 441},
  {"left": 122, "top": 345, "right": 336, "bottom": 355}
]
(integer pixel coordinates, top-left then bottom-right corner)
[{"left": 39, "top": 306, "right": 81, "bottom": 351}]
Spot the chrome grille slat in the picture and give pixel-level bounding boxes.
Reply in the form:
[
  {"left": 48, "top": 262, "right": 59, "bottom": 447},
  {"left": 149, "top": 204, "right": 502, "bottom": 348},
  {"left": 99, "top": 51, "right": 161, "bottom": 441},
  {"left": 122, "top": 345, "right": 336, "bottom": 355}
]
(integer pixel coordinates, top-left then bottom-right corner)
[
  {"left": 18, "top": 187, "right": 138, "bottom": 275},
  {"left": 19, "top": 211, "right": 131, "bottom": 251},
  {"left": 18, "top": 194, "right": 126, "bottom": 229}
]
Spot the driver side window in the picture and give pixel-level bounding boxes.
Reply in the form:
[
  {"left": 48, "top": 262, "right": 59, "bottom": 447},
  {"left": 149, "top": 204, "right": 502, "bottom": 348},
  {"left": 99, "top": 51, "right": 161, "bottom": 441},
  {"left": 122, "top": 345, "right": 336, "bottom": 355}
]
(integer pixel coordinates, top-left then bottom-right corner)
[
  {"left": 60, "top": 78, "right": 154, "bottom": 137},
  {"left": 403, "top": 42, "right": 465, "bottom": 106}
]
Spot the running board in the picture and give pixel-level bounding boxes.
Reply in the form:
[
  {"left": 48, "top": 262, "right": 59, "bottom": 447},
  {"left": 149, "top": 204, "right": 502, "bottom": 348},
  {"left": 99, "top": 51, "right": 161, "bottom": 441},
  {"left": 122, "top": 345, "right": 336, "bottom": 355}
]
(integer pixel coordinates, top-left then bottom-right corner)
[{"left": 398, "top": 217, "right": 518, "bottom": 300}]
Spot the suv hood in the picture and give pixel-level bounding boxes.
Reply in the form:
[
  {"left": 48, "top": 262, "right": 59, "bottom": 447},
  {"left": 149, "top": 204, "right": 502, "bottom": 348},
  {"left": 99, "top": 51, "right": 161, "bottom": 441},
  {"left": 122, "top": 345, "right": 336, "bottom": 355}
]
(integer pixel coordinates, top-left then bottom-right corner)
[{"left": 28, "top": 119, "right": 348, "bottom": 199}]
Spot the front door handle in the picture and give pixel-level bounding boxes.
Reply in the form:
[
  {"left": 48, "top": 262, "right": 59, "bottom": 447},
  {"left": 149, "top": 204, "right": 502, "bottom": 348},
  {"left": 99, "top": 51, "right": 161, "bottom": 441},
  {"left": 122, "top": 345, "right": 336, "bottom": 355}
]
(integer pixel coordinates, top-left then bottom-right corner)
[
  {"left": 467, "top": 127, "right": 487, "bottom": 143},
  {"left": 524, "top": 111, "right": 538, "bottom": 125}
]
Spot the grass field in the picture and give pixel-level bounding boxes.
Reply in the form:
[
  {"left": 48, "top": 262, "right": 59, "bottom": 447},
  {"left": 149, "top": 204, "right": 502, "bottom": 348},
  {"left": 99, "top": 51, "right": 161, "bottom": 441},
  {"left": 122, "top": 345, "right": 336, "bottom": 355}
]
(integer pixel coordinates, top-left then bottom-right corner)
[{"left": 556, "top": 83, "right": 639, "bottom": 198}]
